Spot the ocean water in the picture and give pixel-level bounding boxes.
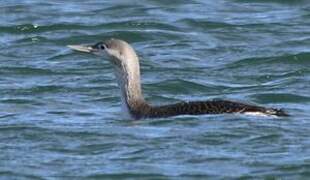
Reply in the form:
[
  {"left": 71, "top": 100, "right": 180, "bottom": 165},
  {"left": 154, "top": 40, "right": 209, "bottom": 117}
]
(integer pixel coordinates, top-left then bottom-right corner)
[{"left": 0, "top": 0, "right": 310, "bottom": 179}]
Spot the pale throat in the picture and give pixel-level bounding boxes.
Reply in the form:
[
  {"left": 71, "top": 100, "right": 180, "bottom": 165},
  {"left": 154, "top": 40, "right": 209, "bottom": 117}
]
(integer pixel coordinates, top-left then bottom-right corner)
[{"left": 112, "top": 60, "right": 144, "bottom": 112}]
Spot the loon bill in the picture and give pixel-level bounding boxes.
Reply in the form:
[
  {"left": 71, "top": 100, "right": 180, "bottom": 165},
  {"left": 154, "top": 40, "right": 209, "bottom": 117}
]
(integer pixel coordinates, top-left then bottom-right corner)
[{"left": 68, "top": 38, "right": 289, "bottom": 119}]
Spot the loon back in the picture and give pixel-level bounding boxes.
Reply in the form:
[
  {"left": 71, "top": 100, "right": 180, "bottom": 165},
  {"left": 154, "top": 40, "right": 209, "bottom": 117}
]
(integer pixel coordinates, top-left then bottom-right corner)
[{"left": 126, "top": 99, "right": 288, "bottom": 119}]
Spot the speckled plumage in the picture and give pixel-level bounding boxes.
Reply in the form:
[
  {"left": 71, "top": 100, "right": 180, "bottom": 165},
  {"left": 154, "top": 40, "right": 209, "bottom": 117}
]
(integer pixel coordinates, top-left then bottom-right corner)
[{"left": 125, "top": 99, "right": 288, "bottom": 119}]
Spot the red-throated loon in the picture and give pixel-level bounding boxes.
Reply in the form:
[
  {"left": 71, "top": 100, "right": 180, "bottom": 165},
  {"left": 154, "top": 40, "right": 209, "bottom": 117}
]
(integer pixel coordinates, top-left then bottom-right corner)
[{"left": 68, "top": 38, "right": 288, "bottom": 119}]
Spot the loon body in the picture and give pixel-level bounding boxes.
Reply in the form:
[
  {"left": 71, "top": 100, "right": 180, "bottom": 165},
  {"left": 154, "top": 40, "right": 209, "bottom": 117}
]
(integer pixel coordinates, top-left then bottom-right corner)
[{"left": 68, "top": 39, "right": 288, "bottom": 119}]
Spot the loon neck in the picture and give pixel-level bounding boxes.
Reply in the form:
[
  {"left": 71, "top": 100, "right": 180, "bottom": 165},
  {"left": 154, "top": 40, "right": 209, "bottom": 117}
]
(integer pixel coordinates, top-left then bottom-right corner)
[{"left": 112, "top": 59, "right": 149, "bottom": 117}]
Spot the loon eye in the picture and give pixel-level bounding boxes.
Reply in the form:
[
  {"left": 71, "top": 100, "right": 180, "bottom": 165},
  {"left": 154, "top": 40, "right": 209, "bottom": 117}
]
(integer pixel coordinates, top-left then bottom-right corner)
[
  {"left": 98, "top": 44, "right": 105, "bottom": 50},
  {"left": 93, "top": 42, "right": 105, "bottom": 50}
]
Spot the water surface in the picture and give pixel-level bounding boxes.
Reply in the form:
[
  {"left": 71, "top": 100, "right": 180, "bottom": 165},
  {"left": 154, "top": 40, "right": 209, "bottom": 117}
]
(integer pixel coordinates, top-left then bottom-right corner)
[{"left": 0, "top": 0, "right": 310, "bottom": 179}]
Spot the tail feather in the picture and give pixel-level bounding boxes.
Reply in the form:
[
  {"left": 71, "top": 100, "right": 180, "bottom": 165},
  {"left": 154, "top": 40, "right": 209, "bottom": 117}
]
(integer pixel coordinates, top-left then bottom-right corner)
[{"left": 263, "top": 108, "right": 289, "bottom": 117}]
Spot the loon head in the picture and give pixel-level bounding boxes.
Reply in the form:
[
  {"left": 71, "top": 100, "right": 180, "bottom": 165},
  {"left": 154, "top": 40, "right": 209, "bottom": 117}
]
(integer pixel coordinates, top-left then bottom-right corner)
[
  {"left": 67, "top": 38, "right": 139, "bottom": 70},
  {"left": 67, "top": 38, "right": 141, "bottom": 92}
]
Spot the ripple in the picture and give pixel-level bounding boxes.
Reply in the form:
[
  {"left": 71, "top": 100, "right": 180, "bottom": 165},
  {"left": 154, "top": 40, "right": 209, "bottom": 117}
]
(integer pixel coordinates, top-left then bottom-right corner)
[
  {"left": 0, "top": 66, "right": 55, "bottom": 75},
  {"left": 179, "top": 18, "right": 236, "bottom": 29},
  {"left": 251, "top": 93, "right": 310, "bottom": 103},
  {"left": 222, "top": 52, "right": 310, "bottom": 69}
]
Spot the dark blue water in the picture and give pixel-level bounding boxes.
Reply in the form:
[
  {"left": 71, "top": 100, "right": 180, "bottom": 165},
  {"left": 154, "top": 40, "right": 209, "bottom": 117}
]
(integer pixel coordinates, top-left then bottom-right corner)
[{"left": 1, "top": 0, "right": 310, "bottom": 179}]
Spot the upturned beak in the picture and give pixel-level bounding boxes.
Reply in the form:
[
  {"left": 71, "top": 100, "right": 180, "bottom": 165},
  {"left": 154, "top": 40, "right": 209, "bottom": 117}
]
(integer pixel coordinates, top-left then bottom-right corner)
[{"left": 67, "top": 44, "right": 97, "bottom": 53}]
